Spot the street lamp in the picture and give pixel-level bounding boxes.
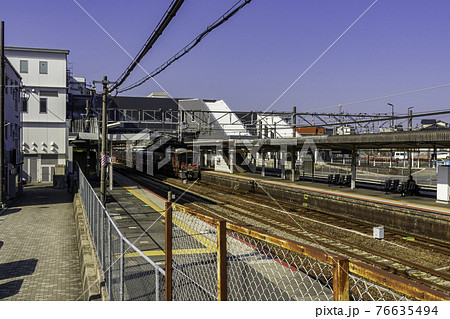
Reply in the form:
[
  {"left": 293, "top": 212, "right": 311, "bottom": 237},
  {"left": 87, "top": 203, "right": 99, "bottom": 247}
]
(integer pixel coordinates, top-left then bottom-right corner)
[{"left": 387, "top": 103, "right": 394, "bottom": 131}]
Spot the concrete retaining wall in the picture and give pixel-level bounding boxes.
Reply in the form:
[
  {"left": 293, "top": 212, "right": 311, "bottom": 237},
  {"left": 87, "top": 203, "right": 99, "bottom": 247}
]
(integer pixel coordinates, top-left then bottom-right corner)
[
  {"left": 202, "top": 172, "right": 450, "bottom": 241},
  {"left": 73, "top": 194, "right": 108, "bottom": 301}
]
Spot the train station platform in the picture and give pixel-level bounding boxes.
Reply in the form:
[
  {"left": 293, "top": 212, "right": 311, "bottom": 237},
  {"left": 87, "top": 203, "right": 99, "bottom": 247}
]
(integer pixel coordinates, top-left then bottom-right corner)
[
  {"left": 0, "top": 184, "right": 83, "bottom": 301},
  {"left": 109, "top": 171, "right": 334, "bottom": 301},
  {"left": 201, "top": 171, "right": 450, "bottom": 242},
  {"left": 105, "top": 173, "right": 167, "bottom": 266},
  {"left": 205, "top": 170, "right": 450, "bottom": 216}
]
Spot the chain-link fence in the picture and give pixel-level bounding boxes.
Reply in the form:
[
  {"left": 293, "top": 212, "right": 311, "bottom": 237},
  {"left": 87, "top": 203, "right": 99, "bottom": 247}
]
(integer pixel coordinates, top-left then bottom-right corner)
[
  {"left": 171, "top": 209, "right": 219, "bottom": 301},
  {"left": 349, "top": 274, "right": 410, "bottom": 301},
  {"left": 167, "top": 203, "right": 449, "bottom": 301},
  {"left": 77, "top": 166, "right": 448, "bottom": 301},
  {"left": 78, "top": 168, "right": 165, "bottom": 301},
  {"left": 226, "top": 229, "right": 334, "bottom": 301},
  {"left": 169, "top": 203, "right": 338, "bottom": 301}
]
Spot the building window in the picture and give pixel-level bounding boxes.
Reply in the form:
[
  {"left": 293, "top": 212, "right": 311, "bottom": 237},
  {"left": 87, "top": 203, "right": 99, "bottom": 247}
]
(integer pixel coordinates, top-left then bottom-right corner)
[
  {"left": 22, "top": 99, "right": 28, "bottom": 113},
  {"left": 40, "top": 98, "right": 47, "bottom": 113},
  {"left": 20, "top": 60, "right": 28, "bottom": 73},
  {"left": 39, "top": 61, "right": 48, "bottom": 74}
]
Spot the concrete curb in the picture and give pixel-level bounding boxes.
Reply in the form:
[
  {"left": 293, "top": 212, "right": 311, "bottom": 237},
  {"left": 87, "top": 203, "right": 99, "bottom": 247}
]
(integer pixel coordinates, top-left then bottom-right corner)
[{"left": 73, "top": 194, "right": 108, "bottom": 301}]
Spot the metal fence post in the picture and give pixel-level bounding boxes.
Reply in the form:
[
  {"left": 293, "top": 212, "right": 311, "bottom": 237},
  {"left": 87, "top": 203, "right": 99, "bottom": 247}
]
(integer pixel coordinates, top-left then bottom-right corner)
[
  {"left": 333, "top": 256, "right": 350, "bottom": 301},
  {"left": 107, "top": 218, "right": 112, "bottom": 300},
  {"left": 88, "top": 189, "right": 91, "bottom": 227},
  {"left": 100, "top": 208, "right": 104, "bottom": 268},
  {"left": 119, "top": 235, "right": 125, "bottom": 301},
  {"left": 155, "top": 268, "right": 160, "bottom": 301},
  {"left": 164, "top": 199, "right": 172, "bottom": 301},
  {"left": 93, "top": 202, "right": 97, "bottom": 248},
  {"left": 96, "top": 203, "right": 100, "bottom": 251},
  {"left": 89, "top": 191, "right": 94, "bottom": 232},
  {"left": 217, "top": 220, "right": 227, "bottom": 301}
]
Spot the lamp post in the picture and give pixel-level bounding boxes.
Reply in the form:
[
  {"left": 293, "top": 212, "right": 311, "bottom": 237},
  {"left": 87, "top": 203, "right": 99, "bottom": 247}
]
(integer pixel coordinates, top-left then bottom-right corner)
[
  {"left": 407, "top": 106, "right": 414, "bottom": 175},
  {"left": 387, "top": 103, "right": 394, "bottom": 131},
  {"left": 408, "top": 106, "right": 413, "bottom": 131}
]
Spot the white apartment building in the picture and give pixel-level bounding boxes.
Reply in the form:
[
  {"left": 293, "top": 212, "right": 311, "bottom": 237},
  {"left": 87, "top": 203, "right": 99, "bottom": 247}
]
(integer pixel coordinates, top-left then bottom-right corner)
[
  {"left": 3, "top": 56, "right": 22, "bottom": 198},
  {"left": 5, "top": 47, "right": 70, "bottom": 183}
]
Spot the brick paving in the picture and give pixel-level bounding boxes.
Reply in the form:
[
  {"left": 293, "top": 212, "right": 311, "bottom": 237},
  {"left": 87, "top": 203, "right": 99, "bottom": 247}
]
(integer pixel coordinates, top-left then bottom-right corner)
[{"left": 0, "top": 184, "right": 83, "bottom": 301}]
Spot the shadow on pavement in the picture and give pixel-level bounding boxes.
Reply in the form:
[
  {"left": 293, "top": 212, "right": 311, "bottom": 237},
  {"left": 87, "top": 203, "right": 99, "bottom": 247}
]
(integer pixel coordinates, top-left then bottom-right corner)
[
  {"left": 16, "top": 185, "right": 74, "bottom": 208},
  {"left": 0, "top": 208, "right": 21, "bottom": 217},
  {"left": 0, "top": 259, "right": 38, "bottom": 281},
  {"left": 0, "top": 279, "right": 24, "bottom": 300}
]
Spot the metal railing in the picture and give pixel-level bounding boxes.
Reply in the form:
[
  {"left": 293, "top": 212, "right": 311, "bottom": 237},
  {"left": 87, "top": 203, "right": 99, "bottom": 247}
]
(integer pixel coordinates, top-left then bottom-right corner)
[
  {"left": 166, "top": 202, "right": 450, "bottom": 301},
  {"left": 78, "top": 167, "right": 165, "bottom": 301}
]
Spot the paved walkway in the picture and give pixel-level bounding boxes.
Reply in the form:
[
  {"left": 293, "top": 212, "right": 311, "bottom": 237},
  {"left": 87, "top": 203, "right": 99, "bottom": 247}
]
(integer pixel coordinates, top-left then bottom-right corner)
[{"left": 0, "top": 184, "right": 83, "bottom": 301}]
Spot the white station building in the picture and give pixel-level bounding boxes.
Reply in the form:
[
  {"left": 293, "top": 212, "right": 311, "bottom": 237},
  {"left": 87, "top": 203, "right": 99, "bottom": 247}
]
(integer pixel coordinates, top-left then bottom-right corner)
[{"left": 5, "top": 46, "right": 70, "bottom": 183}]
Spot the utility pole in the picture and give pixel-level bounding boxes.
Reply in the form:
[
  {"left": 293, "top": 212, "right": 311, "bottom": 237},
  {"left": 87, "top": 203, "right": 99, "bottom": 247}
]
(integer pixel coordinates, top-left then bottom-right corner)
[
  {"left": 0, "top": 21, "right": 5, "bottom": 208},
  {"left": 292, "top": 106, "right": 297, "bottom": 137},
  {"left": 100, "top": 76, "right": 108, "bottom": 204},
  {"left": 92, "top": 76, "right": 115, "bottom": 204},
  {"left": 387, "top": 103, "right": 394, "bottom": 130},
  {"left": 408, "top": 107, "right": 413, "bottom": 131}
]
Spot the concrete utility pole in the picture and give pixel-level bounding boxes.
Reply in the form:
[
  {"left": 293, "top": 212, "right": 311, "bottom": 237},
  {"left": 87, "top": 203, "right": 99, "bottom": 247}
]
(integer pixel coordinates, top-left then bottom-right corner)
[
  {"left": 387, "top": 103, "right": 394, "bottom": 130},
  {"left": 100, "top": 76, "right": 108, "bottom": 204},
  {"left": 292, "top": 106, "right": 297, "bottom": 138},
  {"left": 0, "top": 21, "right": 5, "bottom": 207},
  {"left": 92, "top": 76, "right": 116, "bottom": 203},
  {"left": 408, "top": 107, "right": 413, "bottom": 131}
]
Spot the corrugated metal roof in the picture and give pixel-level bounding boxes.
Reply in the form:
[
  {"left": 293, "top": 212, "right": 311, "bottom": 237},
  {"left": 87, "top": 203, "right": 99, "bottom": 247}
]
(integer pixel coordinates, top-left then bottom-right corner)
[
  {"left": 5, "top": 46, "right": 70, "bottom": 55},
  {"left": 205, "top": 100, "right": 250, "bottom": 137}
]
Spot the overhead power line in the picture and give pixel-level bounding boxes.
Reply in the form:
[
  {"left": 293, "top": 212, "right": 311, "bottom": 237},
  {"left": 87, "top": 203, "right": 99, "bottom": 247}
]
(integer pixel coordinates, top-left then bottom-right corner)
[
  {"left": 111, "top": 0, "right": 185, "bottom": 91},
  {"left": 306, "top": 83, "right": 450, "bottom": 112},
  {"left": 118, "top": 0, "right": 252, "bottom": 94}
]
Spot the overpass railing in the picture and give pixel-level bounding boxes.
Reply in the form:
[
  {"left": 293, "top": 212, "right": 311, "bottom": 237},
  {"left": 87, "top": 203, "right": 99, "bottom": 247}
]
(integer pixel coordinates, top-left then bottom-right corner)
[{"left": 78, "top": 167, "right": 165, "bottom": 301}]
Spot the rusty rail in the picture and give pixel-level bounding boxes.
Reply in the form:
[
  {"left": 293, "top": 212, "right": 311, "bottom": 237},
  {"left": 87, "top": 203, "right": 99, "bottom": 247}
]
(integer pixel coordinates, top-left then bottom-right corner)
[{"left": 167, "top": 201, "right": 450, "bottom": 301}]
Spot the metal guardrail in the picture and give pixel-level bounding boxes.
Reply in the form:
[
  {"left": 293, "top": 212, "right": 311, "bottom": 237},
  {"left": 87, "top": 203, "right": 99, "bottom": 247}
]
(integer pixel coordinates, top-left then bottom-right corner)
[{"left": 78, "top": 167, "right": 165, "bottom": 301}]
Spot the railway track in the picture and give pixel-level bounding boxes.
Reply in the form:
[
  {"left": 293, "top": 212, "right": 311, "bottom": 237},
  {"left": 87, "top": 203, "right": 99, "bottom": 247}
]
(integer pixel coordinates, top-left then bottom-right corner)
[
  {"left": 214, "top": 188, "right": 450, "bottom": 257},
  {"left": 113, "top": 165, "right": 450, "bottom": 294}
]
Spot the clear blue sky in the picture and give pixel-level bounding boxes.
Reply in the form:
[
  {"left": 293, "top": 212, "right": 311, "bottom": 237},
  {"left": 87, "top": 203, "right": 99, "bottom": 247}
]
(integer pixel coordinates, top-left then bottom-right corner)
[{"left": 3, "top": 0, "right": 450, "bottom": 119}]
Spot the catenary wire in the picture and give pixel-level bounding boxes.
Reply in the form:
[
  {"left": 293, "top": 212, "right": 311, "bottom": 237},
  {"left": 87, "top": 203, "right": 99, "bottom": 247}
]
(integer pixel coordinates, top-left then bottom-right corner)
[
  {"left": 305, "top": 83, "right": 450, "bottom": 112},
  {"left": 118, "top": 0, "right": 252, "bottom": 93},
  {"left": 111, "top": 0, "right": 185, "bottom": 91}
]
